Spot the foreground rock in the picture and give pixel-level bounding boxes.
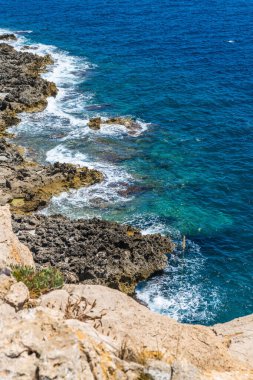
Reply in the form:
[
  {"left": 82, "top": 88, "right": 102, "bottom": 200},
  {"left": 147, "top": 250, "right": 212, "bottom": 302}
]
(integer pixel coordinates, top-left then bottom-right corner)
[
  {"left": 12, "top": 213, "right": 174, "bottom": 293},
  {"left": 0, "top": 205, "right": 34, "bottom": 268},
  {"left": 0, "top": 274, "right": 252, "bottom": 379},
  {"left": 88, "top": 116, "right": 142, "bottom": 134}
]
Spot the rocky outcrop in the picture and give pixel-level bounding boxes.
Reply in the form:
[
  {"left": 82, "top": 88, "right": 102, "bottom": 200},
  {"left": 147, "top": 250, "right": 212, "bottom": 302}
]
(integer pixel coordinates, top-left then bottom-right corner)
[
  {"left": 88, "top": 116, "right": 143, "bottom": 134},
  {"left": 0, "top": 205, "right": 34, "bottom": 268},
  {"left": 12, "top": 213, "right": 174, "bottom": 293},
  {"left": 0, "top": 139, "right": 103, "bottom": 213},
  {"left": 0, "top": 43, "right": 56, "bottom": 135},
  {"left": 0, "top": 273, "right": 252, "bottom": 379},
  {"left": 0, "top": 41, "right": 103, "bottom": 213},
  {"left": 55, "top": 284, "right": 253, "bottom": 379},
  {"left": 0, "top": 33, "right": 17, "bottom": 41}
]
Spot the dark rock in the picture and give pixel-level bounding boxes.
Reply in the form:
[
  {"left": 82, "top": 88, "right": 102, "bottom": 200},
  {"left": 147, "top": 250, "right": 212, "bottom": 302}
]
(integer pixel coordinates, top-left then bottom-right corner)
[
  {"left": 0, "top": 43, "right": 57, "bottom": 133},
  {"left": 0, "top": 34, "right": 17, "bottom": 41},
  {"left": 0, "top": 44, "right": 104, "bottom": 213},
  {"left": 12, "top": 214, "right": 175, "bottom": 294},
  {"left": 87, "top": 117, "right": 102, "bottom": 130}
]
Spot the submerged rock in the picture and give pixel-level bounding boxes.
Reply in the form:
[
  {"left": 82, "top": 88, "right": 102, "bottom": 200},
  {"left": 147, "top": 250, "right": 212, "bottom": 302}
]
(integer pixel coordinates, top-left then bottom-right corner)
[{"left": 12, "top": 214, "right": 174, "bottom": 294}]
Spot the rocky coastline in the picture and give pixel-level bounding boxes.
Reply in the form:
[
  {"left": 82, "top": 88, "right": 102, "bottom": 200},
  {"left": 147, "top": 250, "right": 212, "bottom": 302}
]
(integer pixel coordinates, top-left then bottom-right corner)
[
  {"left": 12, "top": 213, "right": 174, "bottom": 294},
  {"left": 0, "top": 35, "right": 252, "bottom": 379},
  {"left": 0, "top": 36, "right": 175, "bottom": 291}
]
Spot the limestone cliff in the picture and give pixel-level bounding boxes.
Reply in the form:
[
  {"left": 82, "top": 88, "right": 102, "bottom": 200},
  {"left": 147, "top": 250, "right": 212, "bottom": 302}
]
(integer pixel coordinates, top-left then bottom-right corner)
[{"left": 0, "top": 205, "right": 252, "bottom": 379}]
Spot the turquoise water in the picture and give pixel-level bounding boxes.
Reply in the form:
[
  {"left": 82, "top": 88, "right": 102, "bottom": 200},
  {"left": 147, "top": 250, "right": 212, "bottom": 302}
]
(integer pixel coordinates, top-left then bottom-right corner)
[{"left": 1, "top": 0, "right": 253, "bottom": 325}]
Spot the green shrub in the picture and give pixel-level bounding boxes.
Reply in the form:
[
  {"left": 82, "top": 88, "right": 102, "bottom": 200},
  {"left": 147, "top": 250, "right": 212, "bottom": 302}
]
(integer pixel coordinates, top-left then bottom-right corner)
[{"left": 11, "top": 266, "right": 64, "bottom": 298}]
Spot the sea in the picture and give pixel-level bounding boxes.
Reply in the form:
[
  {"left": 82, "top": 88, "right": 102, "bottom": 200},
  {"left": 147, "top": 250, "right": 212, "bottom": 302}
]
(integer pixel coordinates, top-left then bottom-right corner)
[{"left": 1, "top": 0, "right": 253, "bottom": 325}]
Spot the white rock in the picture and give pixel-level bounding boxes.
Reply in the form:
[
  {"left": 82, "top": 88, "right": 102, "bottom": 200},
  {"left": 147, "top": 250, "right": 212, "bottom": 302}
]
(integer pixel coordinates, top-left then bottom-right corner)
[
  {"left": 0, "top": 205, "right": 35, "bottom": 268},
  {"left": 5, "top": 281, "right": 29, "bottom": 309}
]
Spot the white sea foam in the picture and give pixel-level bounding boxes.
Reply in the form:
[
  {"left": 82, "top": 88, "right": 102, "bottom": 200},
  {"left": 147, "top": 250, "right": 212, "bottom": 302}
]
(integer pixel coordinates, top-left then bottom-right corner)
[
  {"left": 136, "top": 237, "right": 221, "bottom": 324},
  {"left": 1, "top": 27, "right": 218, "bottom": 323},
  {"left": 44, "top": 144, "right": 133, "bottom": 213},
  {"left": 2, "top": 27, "right": 148, "bottom": 141},
  {"left": 2, "top": 28, "right": 136, "bottom": 212}
]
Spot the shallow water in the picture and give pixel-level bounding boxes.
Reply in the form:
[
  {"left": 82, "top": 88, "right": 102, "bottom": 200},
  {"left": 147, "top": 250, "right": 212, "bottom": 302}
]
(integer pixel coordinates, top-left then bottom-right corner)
[{"left": 1, "top": 0, "right": 253, "bottom": 325}]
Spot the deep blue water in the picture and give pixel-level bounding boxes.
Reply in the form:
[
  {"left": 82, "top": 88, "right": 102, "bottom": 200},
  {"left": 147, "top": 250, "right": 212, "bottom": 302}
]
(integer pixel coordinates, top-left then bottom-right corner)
[{"left": 1, "top": 0, "right": 253, "bottom": 325}]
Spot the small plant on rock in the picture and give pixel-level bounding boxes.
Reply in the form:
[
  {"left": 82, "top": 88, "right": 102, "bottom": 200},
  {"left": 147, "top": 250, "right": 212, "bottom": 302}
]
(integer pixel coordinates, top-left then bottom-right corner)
[{"left": 11, "top": 265, "right": 64, "bottom": 298}]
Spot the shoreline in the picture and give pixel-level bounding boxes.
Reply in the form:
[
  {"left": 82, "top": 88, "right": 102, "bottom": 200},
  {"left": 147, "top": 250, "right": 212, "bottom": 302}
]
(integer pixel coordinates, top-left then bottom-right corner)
[
  {"left": 0, "top": 34, "right": 174, "bottom": 293},
  {"left": 0, "top": 32, "right": 252, "bottom": 379}
]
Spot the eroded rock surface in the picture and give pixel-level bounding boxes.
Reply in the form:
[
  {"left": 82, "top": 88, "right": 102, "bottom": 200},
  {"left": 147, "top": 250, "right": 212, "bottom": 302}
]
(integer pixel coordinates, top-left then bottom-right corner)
[
  {"left": 0, "top": 139, "right": 103, "bottom": 213},
  {"left": 0, "top": 277, "right": 252, "bottom": 380},
  {"left": 88, "top": 116, "right": 143, "bottom": 134},
  {"left": 0, "top": 42, "right": 57, "bottom": 134},
  {"left": 12, "top": 214, "right": 174, "bottom": 293},
  {"left": 0, "top": 205, "right": 34, "bottom": 268},
  {"left": 0, "top": 42, "right": 103, "bottom": 213},
  {"left": 0, "top": 34, "right": 17, "bottom": 41}
]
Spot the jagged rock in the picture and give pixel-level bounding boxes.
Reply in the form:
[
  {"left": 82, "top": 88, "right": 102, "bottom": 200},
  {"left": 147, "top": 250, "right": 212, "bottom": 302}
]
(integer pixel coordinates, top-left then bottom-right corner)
[
  {"left": 87, "top": 116, "right": 102, "bottom": 130},
  {"left": 0, "top": 43, "right": 57, "bottom": 131},
  {"left": 0, "top": 33, "right": 17, "bottom": 41},
  {"left": 39, "top": 284, "right": 253, "bottom": 380},
  {"left": 0, "top": 43, "right": 104, "bottom": 213},
  {"left": 0, "top": 276, "right": 252, "bottom": 379},
  {"left": 5, "top": 281, "right": 29, "bottom": 309},
  {"left": 213, "top": 314, "right": 253, "bottom": 369},
  {"left": 12, "top": 214, "right": 174, "bottom": 293},
  {"left": 40, "top": 288, "right": 70, "bottom": 313},
  {"left": 0, "top": 205, "right": 34, "bottom": 267},
  {"left": 0, "top": 301, "right": 15, "bottom": 316},
  {"left": 0, "top": 306, "right": 154, "bottom": 379},
  {"left": 0, "top": 143, "right": 103, "bottom": 213},
  {"left": 87, "top": 116, "right": 142, "bottom": 134}
]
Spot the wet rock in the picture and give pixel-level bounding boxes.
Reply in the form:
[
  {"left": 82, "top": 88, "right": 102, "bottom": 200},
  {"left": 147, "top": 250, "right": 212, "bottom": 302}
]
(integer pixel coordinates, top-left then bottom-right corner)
[
  {"left": 87, "top": 116, "right": 102, "bottom": 130},
  {"left": 0, "top": 145, "right": 103, "bottom": 213},
  {"left": 0, "top": 44, "right": 104, "bottom": 213},
  {"left": 0, "top": 33, "right": 17, "bottom": 41},
  {"left": 21, "top": 45, "right": 38, "bottom": 50},
  {"left": 0, "top": 43, "right": 57, "bottom": 132},
  {"left": 12, "top": 214, "right": 174, "bottom": 294},
  {"left": 87, "top": 116, "right": 142, "bottom": 134},
  {"left": 85, "top": 103, "right": 111, "bottom": 111}
]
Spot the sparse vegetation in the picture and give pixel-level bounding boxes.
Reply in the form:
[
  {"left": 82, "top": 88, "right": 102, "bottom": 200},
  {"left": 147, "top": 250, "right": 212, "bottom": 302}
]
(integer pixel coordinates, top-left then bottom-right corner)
[
  {"left": 118, "top": 338, "right": 164, "bottom": 366},
  {"left": 65, "top": 296, "right": 106, "bottom": 327},
  {"left": 11, "top": 265, "right": 64, "bottom": 298}
]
